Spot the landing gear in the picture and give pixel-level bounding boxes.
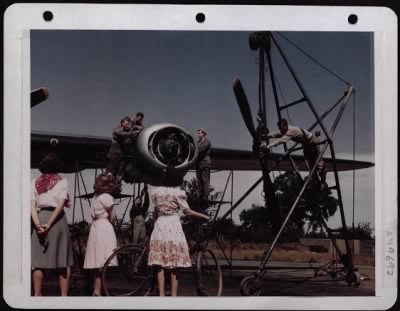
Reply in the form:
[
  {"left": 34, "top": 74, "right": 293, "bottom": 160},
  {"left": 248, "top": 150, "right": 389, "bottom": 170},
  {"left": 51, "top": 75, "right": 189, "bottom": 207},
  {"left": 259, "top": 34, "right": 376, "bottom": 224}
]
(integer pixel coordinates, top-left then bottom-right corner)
[{"left": 346, "top": 270, "right": 361, "bottom": 288}]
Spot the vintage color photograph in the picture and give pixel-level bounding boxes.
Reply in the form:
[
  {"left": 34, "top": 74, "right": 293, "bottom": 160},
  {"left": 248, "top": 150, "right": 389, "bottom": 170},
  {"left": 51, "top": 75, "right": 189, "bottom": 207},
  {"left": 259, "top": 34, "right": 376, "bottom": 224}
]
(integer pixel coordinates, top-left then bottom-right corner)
[{"left": 30, "top": 30, "right": 375, "bottom": 297}]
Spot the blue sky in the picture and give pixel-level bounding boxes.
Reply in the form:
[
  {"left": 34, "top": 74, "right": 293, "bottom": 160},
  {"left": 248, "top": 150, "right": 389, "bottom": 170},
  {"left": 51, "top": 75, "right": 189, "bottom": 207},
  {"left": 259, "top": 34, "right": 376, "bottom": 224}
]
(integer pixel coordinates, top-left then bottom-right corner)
[{"left": 31, "top": 30, "right": 374, "bottom": 230}]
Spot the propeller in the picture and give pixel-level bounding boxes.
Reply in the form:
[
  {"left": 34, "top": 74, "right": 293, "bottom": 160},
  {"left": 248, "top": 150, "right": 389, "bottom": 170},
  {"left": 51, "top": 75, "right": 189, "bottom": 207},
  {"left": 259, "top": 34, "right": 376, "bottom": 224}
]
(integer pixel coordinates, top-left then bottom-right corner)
[
  {"left": 31, "top": 87, "right": 49, "bottom": 108},
  {"left": 233, "top": 76, "right": 282, "bottom": 233},
  {"left": 136, "top": 123, "right": 198, "bottom": 182},
  {"left": 233, "top": 78, "right": 256, "bottom": 138}
]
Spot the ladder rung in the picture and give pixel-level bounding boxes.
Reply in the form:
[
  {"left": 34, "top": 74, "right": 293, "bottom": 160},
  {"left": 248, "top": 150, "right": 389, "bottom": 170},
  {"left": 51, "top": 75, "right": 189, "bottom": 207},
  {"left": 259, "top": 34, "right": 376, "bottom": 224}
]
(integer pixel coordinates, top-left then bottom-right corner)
[
  {"left": 314, "top": 139, "right": 330, "bottom": 147},
  {"left": 279, "top": 97, "right": 306, "bottom": 110}
]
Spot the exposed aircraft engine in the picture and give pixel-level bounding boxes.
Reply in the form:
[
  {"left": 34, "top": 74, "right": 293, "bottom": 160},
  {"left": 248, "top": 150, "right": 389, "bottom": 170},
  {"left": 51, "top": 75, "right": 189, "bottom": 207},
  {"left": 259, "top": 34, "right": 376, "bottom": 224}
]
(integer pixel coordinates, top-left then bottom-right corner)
[{"left": 135, "top": 123, "right": 198, "bottom": 182}]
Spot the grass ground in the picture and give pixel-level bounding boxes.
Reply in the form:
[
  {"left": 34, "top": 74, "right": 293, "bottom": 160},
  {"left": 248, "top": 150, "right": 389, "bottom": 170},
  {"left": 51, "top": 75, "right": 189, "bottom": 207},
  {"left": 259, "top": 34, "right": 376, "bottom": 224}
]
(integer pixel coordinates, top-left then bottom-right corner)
[{"left": 71, "top": 223, "right": 374, "bottom": 267}]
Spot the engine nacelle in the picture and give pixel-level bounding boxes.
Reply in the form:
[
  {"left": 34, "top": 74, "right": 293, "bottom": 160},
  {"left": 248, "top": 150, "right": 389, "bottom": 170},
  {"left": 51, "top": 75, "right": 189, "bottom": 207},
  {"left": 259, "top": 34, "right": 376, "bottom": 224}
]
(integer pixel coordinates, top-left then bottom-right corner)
[{"left": 135, "top": 123, "right": 198, "bottom": 183}]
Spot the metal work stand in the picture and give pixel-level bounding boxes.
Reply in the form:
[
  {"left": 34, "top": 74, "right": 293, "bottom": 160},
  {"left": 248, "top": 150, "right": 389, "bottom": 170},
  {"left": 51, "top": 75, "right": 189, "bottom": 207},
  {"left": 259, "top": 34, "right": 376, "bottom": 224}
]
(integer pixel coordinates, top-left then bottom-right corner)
[{"left": 233, "top": 32, "right": 360, "bottom": 295}]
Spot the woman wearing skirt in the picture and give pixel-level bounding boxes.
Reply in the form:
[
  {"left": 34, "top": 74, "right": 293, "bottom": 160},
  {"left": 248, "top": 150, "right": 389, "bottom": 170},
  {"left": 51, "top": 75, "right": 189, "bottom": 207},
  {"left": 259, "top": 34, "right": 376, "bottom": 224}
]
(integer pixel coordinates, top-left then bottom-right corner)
[
  {"left": 148, "top": 179, "right": 209, "bottom": 296},
  {"left": 83, "top": 173, "right": 118, "bottom": 296},
  {"left": 31, "top": 153, "right": 74, "bottom": 296}
]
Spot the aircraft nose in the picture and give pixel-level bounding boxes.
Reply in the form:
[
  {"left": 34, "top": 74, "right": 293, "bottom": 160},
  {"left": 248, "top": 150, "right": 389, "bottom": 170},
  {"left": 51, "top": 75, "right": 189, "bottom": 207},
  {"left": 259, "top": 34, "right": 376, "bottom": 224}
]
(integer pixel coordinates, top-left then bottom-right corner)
[{"left": 158, "top": 136, "right": 180, "bottom": 163}]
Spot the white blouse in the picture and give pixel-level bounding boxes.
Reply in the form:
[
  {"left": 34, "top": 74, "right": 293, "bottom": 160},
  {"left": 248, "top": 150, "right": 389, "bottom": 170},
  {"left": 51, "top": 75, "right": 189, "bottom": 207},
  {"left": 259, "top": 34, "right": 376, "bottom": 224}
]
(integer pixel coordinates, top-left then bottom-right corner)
[
  {"left": 31, "top": 177, "right": 68, "bottom": 208},
  {"left": 91, "top": 193, "right": 115, "bottom": 220}
]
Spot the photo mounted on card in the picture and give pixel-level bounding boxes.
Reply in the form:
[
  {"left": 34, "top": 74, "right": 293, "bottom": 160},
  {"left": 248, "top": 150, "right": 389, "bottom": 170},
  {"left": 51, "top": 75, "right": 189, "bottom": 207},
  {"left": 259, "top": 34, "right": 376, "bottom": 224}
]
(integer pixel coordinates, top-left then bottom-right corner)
[{"left": 3, "top": 3, "right": 397, "bottom": 310}]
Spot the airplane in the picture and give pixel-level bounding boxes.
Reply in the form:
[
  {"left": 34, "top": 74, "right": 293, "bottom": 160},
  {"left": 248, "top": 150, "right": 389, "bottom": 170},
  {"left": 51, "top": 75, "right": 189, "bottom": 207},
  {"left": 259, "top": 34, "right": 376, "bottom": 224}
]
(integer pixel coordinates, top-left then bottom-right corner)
[
  {"left": 31, "top": 130, "right": 373, "bottom": 173},
  {"left": 31, "top": 88, "right": 373, "bottom": 175},
  {"left": 29, "top": 30, "right": 375, "bottom": 296},
  {"left": 30, "top": 55, "right": 373, "bottom": 295}
]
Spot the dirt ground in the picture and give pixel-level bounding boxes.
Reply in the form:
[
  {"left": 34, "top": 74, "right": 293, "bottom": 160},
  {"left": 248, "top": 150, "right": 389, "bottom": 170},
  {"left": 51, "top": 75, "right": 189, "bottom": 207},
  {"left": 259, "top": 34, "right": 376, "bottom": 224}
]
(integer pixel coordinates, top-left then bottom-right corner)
[{"left": 208, "top": 242, "right": 375, "bottom": 266}]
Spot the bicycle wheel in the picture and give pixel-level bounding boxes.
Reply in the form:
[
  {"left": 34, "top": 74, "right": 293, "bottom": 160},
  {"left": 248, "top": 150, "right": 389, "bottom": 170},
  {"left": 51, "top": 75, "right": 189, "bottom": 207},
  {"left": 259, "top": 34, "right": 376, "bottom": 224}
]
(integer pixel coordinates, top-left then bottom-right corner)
[
  {"left": 196, "top": 249, "right": 223, "bottom": 296},
  {"left": 102, "top": 244, "right": 150, "bottom": 296},
  {"left": 69, "top": 249, "right": 83, "bottom": 292}
]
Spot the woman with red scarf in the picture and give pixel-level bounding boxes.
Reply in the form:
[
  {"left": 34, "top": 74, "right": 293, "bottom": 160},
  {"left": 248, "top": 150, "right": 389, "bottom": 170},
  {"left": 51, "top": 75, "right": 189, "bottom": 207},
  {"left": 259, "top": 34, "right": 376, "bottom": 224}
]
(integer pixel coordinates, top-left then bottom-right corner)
[{"left": 31, "top": 153, "right": 74, "bottom": 296}]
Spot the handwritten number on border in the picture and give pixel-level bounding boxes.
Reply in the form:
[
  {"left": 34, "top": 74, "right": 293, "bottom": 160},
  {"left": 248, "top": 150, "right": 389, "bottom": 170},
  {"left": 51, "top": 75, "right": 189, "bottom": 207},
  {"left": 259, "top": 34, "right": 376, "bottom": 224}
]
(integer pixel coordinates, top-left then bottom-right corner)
[{"left": 385, "top": 231, "right": 396, "bottom": 278}]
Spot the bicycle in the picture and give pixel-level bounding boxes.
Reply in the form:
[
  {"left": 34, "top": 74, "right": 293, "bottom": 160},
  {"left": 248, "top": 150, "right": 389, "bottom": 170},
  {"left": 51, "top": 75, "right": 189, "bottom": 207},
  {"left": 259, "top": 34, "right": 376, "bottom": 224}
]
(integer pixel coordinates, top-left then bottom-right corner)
[
  {"left": 69, "top": 221, "right": 91, "bottom": 295},
  {"left": 101, "top": 218, "right": 223, "bottom": 296}
]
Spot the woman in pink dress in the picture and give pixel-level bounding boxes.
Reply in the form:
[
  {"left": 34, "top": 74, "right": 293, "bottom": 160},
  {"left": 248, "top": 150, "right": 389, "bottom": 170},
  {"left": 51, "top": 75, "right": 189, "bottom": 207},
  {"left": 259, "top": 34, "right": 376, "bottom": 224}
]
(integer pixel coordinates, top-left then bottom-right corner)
[
  {"left": 148, "top": 177, "right": 209, "bottom": 296},
  {"left": 83, "top": 173, "right": 118, "bottom": 296}
]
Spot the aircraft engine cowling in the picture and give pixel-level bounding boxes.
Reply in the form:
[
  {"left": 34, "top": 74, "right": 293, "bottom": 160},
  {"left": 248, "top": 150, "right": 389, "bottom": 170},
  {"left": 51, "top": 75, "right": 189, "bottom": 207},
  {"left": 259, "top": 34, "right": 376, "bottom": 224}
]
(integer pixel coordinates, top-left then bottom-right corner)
[{"left": 135, "top": 123, "right": 198, "bottom": 182}]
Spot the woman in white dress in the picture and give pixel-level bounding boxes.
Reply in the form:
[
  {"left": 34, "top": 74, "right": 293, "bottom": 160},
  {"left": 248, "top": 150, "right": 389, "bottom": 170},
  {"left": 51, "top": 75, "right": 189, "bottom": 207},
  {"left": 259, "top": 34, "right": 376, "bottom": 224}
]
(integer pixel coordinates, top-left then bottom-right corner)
[
  {"left": 148, "top": 177, "right": 209, "bottom": 296},
  {"left": 83, "top": 173, "right": 118, "bottom": 296}
]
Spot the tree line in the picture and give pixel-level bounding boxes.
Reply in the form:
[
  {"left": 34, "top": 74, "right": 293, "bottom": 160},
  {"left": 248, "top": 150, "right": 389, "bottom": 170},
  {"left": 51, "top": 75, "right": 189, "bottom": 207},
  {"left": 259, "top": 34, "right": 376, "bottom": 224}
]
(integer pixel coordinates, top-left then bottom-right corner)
[{"left": 182, "top": 172, "right": 374, "bottom": 243}]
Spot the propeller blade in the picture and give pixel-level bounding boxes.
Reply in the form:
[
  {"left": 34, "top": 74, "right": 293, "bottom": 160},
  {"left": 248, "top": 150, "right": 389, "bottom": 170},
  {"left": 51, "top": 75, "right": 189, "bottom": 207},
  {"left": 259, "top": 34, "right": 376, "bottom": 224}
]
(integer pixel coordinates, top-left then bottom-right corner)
[
  {"left": 31, "top": 87, "right": 49, "bottom": 108},
  {"left": 233, "top": 78, "right": 256, "bottom": 138}
]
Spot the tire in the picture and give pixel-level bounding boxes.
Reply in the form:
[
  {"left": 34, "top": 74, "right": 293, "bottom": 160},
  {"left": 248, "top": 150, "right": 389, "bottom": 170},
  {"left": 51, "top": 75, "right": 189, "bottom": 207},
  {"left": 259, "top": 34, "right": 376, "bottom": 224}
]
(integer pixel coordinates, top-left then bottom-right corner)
[
  {"left": 240, "top": 275, "right": 262, "bottom": 296},
  {"left": 69, "top": 249, "right": 83, "bottom": 293},
  {"left": 196, "top": 249, "right": 223, "bottom": 296},
  {"left": 346, "top": 271, "right": 361, "bottom": 288},
  {"left": 102, "top": 244, "right": 150, "bottom": 296}
]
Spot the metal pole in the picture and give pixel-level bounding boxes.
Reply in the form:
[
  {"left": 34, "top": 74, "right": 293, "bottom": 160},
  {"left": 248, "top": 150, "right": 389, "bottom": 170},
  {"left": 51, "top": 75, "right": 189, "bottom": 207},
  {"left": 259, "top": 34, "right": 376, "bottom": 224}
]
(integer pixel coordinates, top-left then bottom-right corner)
[
  {"left": 267, "top": 87, "right": 351, "bottom": 168},
  {"left": 212, "top": 171, "right": 232, "bottom": 224},
  {"left": 352, "top": 92, "right": 356, "bottom": 231},
  {"left": 270, "top": 33, "right": 331, "bottom": 141},
  {"left": 257, "top": 142, "right": 330, "bottom": 275},
  {"left": 230, "top": 170, "right": 234, "bottom": 276},
  {"left": 266, "top": 41, "right": 281, "bottom": 121},
  {"left": 73, "top": 167, "right": 78, "bottom": 224},
  {"left": 266, "top": 44, "right": 302, "bottom": 179},
  {"left": 203, "top": 176, "right": 264, "bottom": 241}
]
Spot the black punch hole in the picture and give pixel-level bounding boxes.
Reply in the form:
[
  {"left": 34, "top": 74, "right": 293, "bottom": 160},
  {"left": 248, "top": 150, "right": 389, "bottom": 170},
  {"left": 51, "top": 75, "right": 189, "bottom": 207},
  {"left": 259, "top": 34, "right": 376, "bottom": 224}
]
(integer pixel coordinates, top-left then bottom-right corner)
[
  {"left": 196, "top": 12, "right": 206, "bottom": 23},
  {"left": 43, "top": 11, "right": 53, "bottom": 22},
  {"left": 348, "top": 14, "right": 358, "bottom": 25}
]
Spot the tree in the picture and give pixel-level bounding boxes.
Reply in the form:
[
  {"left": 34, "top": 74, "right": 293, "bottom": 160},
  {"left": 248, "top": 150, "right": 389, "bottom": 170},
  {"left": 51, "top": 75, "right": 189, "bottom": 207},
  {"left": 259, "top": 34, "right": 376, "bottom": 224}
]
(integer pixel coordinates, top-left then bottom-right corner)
[
  {"left": 304, "top": 222, "right": 374, "bottom": 241},
  {"left": 238, "top": 171, "right": 339, "bottom": 242},
  {"left": 274, "top": 171, "right": 338, "bottom": 234},
  {"left": 238, "top": 204, "right": 274, "bottom": 242},
  {"left": 341, "top": 222, "right": 374, "bottom": 240},
  {"left": 181, "top": 177, "right": 221, "bottom": 237}
]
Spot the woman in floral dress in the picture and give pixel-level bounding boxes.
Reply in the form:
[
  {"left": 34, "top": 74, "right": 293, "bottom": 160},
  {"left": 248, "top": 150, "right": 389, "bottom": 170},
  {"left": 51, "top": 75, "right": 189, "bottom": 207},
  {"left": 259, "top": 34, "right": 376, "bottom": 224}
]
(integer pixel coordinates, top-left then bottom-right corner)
[{"left": 148, "top": 181, "right": 209, "bottom": 296}]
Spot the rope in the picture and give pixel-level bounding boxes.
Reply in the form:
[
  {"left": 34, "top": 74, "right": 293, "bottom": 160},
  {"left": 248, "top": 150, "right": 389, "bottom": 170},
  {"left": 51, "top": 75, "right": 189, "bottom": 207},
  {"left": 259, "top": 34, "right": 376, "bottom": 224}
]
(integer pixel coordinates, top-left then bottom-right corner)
[
  {"left": 276, "top": 77, "right": 294, "bottom": 125},
  {"left": 275, "top": 32, "right": 351, "bottom": 86}
]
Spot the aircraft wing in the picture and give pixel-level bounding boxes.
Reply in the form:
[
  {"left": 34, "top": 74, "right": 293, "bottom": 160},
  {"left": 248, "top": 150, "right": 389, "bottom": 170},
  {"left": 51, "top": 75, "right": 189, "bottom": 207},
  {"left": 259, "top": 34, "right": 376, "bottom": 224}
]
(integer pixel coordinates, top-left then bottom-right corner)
[
  {"left": 31, "top": 132, "right": 111, "bottom": 172},
  {"left": 31, "top": 132, "right": 374, "bottom": 173},
  {"left": 211, "top": 148, "right": 374, "bottom": 172}
]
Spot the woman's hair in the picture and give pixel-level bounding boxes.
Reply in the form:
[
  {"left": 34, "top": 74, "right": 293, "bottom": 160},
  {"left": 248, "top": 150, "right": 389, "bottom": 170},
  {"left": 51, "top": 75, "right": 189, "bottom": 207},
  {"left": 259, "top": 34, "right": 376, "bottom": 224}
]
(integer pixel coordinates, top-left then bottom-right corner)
[
  {"left": 154, "top": 172, "right": 183, "bottom": 188},
  {"left": 38, "top": 153, "right": 63, "bottom": 174},
  {"left": 94, "top": 173, "right": 115, "bottom": 195}
]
